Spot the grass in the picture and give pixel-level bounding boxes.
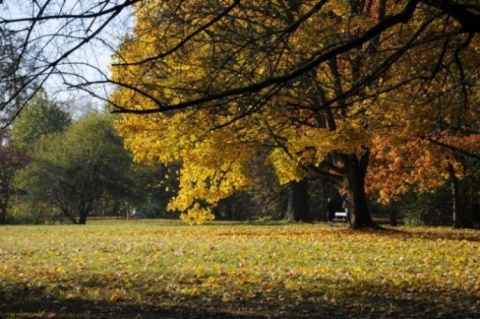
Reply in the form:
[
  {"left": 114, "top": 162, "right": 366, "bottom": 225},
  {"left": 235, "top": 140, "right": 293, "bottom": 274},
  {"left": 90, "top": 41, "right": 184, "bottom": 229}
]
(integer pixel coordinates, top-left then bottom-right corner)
[{"left": 1, "top": 220, "right": 479, "bottom": 318}]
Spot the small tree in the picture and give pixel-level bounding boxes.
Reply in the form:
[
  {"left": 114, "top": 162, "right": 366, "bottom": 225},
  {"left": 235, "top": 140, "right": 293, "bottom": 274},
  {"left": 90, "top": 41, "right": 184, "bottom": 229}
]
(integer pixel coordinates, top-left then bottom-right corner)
[{"left": 16, "top": 113, "right": 135, "bottom": 224}]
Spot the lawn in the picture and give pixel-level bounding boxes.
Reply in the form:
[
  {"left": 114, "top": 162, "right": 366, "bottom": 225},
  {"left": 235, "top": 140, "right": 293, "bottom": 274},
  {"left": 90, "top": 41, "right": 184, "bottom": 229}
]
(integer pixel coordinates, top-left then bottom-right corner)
[{"left": 1, "top": 220, "right": 479, "bottom": 318}]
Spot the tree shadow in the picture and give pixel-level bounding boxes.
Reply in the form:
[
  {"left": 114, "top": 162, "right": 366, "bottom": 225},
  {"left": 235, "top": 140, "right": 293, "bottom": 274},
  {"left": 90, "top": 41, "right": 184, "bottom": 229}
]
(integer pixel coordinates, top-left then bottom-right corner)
[
  {"left": 340, "top": 225, "right": 480, "bottom": 243},
  {"left": 2, "top": 276, "right": 480, "bottom": 319}
]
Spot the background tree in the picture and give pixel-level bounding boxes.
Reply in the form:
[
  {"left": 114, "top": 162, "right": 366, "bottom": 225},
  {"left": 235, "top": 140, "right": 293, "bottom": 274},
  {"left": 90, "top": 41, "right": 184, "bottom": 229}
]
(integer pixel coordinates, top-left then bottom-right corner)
[
  {"left": 129, "top": 162, "right": 180, "bottom": 219},
  {"left": 12, "top": 89, "right": 72, "bottom": 150},
  {"left": 16, "top": 113, "right": 136, "bottom": 224},
  {"left": 0, "top": 26, "right": 38, "bottom": 125},
  {"left": 0, "top": 129, "right": 29, "bottom": 224}
]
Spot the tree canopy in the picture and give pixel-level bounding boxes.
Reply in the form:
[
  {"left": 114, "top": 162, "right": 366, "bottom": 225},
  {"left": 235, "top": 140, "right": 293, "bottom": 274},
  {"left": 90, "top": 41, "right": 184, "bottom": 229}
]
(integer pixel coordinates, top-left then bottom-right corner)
[
  {"left": 0, "top": 1, "right": 479, "bottom": 118},
  {"left": 109, "top": 0, "right": 480, "bottom": 226},
  {"left": 12, "top": 89, "right": 72, "bottom": 150},
  {"left": 16, "top": 113, "right": 135, "bottom": 224},
  {"left": 2, "top": 1, "right": 480, "bottom": 227}
]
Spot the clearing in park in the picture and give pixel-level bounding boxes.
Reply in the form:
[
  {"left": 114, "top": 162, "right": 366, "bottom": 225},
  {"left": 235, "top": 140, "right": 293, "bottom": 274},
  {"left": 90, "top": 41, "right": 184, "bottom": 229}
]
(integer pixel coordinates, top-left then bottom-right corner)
[{"left": 1, "top": 220, "right": 479, "bottom": 318}]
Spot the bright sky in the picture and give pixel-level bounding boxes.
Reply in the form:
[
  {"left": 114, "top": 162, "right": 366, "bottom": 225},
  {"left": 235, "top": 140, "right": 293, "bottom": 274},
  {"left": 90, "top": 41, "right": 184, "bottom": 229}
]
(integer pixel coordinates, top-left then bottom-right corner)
[{"left": 1, "top": 0, "right": 133, "bottom": 117}]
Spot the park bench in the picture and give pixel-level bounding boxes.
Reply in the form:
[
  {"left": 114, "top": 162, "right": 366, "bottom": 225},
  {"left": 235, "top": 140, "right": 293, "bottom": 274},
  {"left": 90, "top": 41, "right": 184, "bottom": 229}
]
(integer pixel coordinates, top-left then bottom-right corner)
[{"left": 333, "top": 210, "right": 348, "bottom": 222}]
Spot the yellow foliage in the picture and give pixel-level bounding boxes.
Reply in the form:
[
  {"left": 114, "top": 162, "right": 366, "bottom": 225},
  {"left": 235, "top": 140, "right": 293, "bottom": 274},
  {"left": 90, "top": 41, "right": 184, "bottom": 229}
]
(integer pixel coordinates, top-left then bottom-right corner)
[
  {"left": 179, "top": 203, "right": 215, "bottom": 225},
  {"left": 111, "top": 0, "right": 480, "bottom": 223},
  {"left": 266, "top": 148, "right": 306, "bottom": 185}
]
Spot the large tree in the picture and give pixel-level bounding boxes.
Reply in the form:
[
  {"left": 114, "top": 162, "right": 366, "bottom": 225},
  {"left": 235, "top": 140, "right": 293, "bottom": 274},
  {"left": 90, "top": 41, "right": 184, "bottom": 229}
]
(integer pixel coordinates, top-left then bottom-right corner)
[
  {"left": 110, "top": 1, "right": 480, "bottom": 227},
  {"left": 16, "top": 113, "right": 135, "bottom": 224}
]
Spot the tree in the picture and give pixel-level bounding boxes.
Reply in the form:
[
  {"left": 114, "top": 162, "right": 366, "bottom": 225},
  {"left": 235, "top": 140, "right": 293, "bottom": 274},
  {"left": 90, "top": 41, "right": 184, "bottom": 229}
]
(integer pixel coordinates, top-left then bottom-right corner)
[
  {"left": 3, "top": 1, "right": 480, "bottom": 227},
  {"left": 109, "top": 1, "right": 480, "bottom": 227},
  {"left": 0, "top": 1, "right": 478, "bottom": 117},
  {"left": 285, "top": 179, "right": 311, "bottom": 222},
  {"left": 0, "top": 26, "right": 38, "bottom": 126},
  {"left": 16, "top": 113, "right": 135, "bottom": 224},
  {"left": 12, "top": 89, "right": 72, "bottom": 150},
  {"left": 0, "top": 1, "right": 138, "bottom": 123},
  {"left": 128, "top": 162, "right": 180, "bottom": 219},
  {"left": 0, "top": 129, "right": 29, "bottom": 224}
]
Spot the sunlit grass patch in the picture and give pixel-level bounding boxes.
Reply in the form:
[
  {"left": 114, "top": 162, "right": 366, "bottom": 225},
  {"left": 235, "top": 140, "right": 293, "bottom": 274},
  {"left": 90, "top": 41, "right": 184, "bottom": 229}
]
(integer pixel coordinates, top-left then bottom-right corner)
[{"left": 1, "top": 221, "right": 479, "bottom": 318}]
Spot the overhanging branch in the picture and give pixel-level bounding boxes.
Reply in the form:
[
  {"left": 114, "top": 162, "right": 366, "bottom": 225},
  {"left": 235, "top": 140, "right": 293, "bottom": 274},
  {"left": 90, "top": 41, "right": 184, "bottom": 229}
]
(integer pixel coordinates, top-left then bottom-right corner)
[
  {"left": 112, "top": 0, "right": 420, "bottom": 114},
  {"left": 423, "top": 136, "right": 480, "bottom": 161}
]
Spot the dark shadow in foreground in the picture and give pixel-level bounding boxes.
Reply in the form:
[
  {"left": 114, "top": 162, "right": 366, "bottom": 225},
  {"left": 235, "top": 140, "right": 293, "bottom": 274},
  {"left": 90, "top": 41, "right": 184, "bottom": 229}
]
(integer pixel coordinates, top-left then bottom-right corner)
[{"left": 1, "top": 278, "right": 480, "bottom": 319}]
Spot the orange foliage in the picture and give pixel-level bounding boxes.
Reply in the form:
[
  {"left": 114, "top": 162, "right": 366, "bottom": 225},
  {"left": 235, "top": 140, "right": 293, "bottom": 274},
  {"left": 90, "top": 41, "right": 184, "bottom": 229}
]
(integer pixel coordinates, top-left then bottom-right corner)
[{"left": 367, "top": 135, "right": 458, "bottom": 203}]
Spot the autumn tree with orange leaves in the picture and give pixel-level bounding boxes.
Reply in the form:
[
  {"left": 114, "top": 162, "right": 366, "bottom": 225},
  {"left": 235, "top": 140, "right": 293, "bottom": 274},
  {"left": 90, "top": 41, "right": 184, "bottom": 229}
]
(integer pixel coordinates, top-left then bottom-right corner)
[{"left": 108, "top": 0, "right": 480, "bottom": 228}]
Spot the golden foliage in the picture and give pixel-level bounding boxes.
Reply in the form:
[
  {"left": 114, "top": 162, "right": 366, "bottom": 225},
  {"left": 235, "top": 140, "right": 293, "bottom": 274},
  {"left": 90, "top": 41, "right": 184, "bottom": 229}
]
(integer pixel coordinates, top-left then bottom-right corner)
[{"left": 111, "top": 0, "right": 480, "bottom": 222}]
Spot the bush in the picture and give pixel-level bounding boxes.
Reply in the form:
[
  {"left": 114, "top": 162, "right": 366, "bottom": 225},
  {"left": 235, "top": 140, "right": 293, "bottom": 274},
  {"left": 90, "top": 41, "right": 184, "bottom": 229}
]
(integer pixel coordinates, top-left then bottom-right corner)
[
  {"left": 398, "top": 190, "right": 452, "bottom": 226},
  {"left": 9, "top": 201, "right": 64, "bottom": 224}
]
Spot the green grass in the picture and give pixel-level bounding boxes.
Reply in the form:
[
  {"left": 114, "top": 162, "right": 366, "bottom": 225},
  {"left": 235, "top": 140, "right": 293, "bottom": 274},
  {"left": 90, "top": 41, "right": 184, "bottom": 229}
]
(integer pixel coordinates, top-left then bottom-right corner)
[{"left": 1, "top": 220, "right": 479, "bottom": 318}]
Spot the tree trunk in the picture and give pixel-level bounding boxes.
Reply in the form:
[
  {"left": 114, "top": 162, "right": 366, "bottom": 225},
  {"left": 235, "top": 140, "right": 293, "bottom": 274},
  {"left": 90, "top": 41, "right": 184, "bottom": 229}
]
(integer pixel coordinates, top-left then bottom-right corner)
[
  {"left": 79, "top": 211, "right": 89, "bottom": 225},
  {"left": 0, "top": 202, "right": 6, "bottom": 224},
  {"left": 62, "top": 209, "right": 78, "bottom": 224},
  {"left": 342, "top": 151, "right": 376, "bottom": 229},
  {"left": 448, "top": 163, "right": 462, "bottom": 229},
  {"left": 0, "top": 195, "right": 9, "bottom": 224},
  {"left": 390, "top": 208, "right": 398, "bottom": 227},
  {"left": 286, "top": 178, "right": 311, "bottom": 222}
]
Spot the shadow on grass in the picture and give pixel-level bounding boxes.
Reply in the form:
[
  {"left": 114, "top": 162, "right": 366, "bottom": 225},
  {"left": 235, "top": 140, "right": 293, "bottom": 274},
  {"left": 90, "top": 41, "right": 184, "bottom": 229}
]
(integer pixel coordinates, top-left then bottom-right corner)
[
  {"left": 344, "top": 225, "right": 480, "bottom": 243},
  {"left": 2, "top": 277, "right": 480, "bottom": 319}
]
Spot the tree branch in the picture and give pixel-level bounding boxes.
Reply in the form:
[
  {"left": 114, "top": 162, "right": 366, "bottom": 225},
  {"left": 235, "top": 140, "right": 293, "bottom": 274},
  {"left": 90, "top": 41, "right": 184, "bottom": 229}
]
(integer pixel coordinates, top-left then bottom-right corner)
[
  {"left": 421, "top": 0, "right": 480, "bottom": 33},
  {"left": 113, "top": 0, "right": 420, "bottom": 114},
  {"left": 423, "top": 136, "right": 480, "bottom": 161}
]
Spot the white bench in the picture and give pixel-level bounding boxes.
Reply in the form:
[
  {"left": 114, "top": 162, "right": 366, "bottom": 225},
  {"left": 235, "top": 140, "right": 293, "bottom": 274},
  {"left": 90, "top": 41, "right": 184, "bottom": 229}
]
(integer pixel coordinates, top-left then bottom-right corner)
[{"left": 333, "top": 210, "right": 348, "bottom": 222}]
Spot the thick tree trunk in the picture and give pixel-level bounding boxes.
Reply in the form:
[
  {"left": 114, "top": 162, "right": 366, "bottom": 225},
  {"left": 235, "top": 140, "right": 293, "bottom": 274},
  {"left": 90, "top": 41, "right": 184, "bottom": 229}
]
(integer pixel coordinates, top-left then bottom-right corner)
[
  {"left": 79, "top": 211, "right": 89, "bottom": 225},
  {"left": 286, "top": 179, "right": 311, "bottom": 222},
  {"left": 390, "top": 208, "right": 398, "bottom": 227},
  {"left": 342, "top": 151, "right": 376, "bottom": 229}
]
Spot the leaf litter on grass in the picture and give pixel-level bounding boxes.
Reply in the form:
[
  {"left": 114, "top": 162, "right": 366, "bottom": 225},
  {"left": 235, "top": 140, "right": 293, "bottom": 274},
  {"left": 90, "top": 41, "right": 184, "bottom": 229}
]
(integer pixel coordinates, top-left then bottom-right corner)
[{"left": 1, "top": 222, "right": 480, "bottom": 318}]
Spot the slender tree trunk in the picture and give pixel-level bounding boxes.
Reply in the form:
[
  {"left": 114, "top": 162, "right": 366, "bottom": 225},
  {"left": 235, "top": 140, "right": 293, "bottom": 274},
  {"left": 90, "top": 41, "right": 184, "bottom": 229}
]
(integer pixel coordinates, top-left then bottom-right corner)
[
  {"left": 62, "top": 209, "right": 78, "bottom": 224},
  {"left": 0, "top": 202, "right": 6, "bottom": 224},
  {"left": 79, "top": 200, "right": 95, "bottom": 224},
  {"left": 286, "top": 178, "right": 311, "bottom": 222},
  {"left": 342, "top": 151, "right": 376, "bottom": 229},
  {"left": 0, "top": 194, "right": 9, "bottom": 224},
  {"left": 448, "top": 163, "right": 462, "bottom": 229}
]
